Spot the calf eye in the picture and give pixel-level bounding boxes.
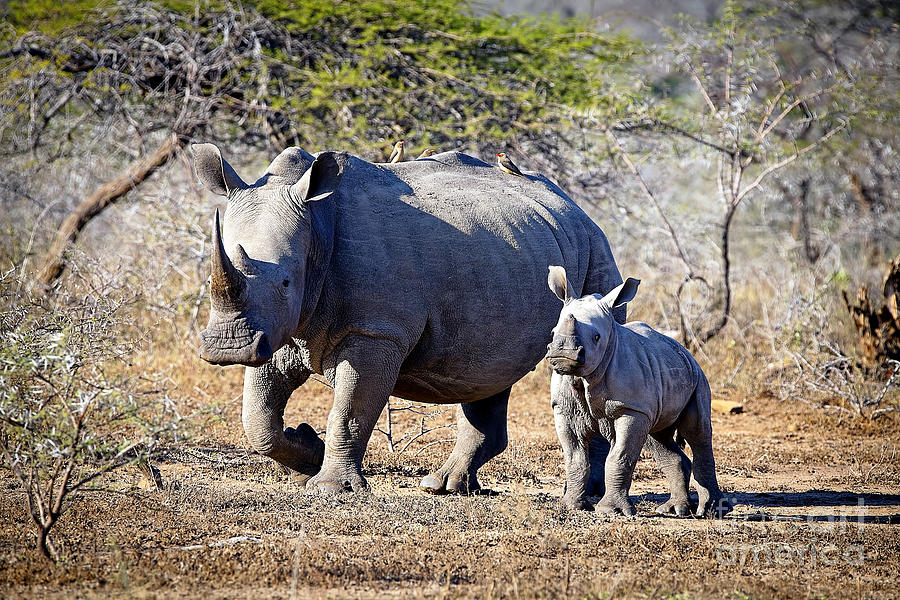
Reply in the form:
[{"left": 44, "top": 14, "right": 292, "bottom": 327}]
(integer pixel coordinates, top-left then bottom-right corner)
[
  {"left": 282, "top": 279, "right": 290, "bottom": 287},
  {"left": 593, "top": 334, "right": 601, "bottom": 342}
]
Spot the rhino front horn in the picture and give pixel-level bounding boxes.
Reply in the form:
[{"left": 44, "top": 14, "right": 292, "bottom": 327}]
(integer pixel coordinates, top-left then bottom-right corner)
[
  {"left": 560, "top": 313, "right": 577, "bottom": 337},
  {"left": 210, "top": 208, "right": 245, "bottom": 306}
]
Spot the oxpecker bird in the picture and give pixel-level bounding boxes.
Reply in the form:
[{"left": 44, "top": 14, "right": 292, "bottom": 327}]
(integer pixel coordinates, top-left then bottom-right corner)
[
  {"left": 417, "top": 148, "right": 436, "bottom": 159},
  {"left": 389, "top": 140, "right": 405, "bottom": 163},
  {"left": 496, "top": 152, "right": 525, "bottom": 177}
]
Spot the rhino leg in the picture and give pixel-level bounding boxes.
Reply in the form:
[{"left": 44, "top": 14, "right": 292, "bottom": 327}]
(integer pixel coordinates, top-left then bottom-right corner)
[
  {"left": 679, "top": 379, "right": 730, "bottom": 518},
  {"left": 586, "top": 419, "right": 614, "bottom": 496},
  {"left": 552, "top": 400, "right": 594, "bottom": 510},
  {"left": 597, "top": 410, "right": 649, "bottom": 516},
  {"left": 646, "top": 427, "right": 692, "bottom": 517},
  {"left": 306, "top": 336, "right": 403, "bottom": 494},
  {"left": 242, "top": 343, "right": 324, "bottom": 482},
  {"left": 419, "top": 388, "right": 510, "bottom": 495}
]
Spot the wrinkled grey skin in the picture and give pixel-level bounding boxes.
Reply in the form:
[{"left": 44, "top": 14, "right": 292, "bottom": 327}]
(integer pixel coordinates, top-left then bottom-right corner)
[
  {"left": 545, "top": 266, "right": 728, "bottom": 517},
  {"left": 193, "top": 144, "right": 625, "bottom": 495}
]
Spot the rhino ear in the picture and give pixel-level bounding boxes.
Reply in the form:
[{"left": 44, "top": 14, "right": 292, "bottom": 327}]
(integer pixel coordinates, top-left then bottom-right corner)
[
  {"left": 600, "top": 278, "right": 640, "bottom": 310},
  {"left": 192, "top": 143, "right": 247, "bottom": 196},
  {"left": 548, "top": 265, "right": 576, "bottom": 304},
  {"left": 263, "top": 147, "right": 316, "bottom": 185},
  {"left": 291, "top": 152, "right": 344, "bottom": 202}
]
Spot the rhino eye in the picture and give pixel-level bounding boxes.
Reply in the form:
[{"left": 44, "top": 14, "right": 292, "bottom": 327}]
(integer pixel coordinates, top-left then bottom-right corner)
[
  {"left": 593, "top": 334, "right": 601, "bottom": 342},
  {"left": 282, "top": 279, "right": 290, "bottom": 288}
]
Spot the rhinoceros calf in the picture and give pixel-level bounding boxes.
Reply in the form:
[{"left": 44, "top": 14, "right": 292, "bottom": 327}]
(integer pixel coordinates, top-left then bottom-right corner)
[
  {"left": 192, "top": 145, "right": 625, "bottom": 495},
  {"left": 545, "top": 266, "right": 727, "bottom": 517}
]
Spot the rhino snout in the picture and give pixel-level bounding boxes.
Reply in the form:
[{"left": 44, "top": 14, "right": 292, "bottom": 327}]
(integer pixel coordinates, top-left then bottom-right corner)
[
  {"left": 199, "top": 319, "right": 273, "bottom": 367},
  {"left": 545, "top": 337, "right": 585, "bottom": 375}
]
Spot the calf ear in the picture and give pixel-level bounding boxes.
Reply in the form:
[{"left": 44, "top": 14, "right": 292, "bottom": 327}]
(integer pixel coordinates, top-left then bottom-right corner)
[
  {"left": 291, "top": 152, "right": 345, "bottom": 202},
  {"left": 191, "top": 143, "right": 247, "bottom": 196},
  {"left": 547, "top": 265, "right": 576, "bottom": 303},
  {"left": 600, "top": 278, "right": 640, "bottom": 309}
]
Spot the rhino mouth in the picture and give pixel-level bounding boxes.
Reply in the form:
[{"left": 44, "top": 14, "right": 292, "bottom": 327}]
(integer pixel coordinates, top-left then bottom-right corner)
[{"left": 199, "top": 318, "right": 273, "bottom": 367}]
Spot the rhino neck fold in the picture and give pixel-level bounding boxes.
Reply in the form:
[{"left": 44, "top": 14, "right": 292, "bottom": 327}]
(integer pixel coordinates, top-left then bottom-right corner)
[{"left": 295, "top": 194, "right": 336, "bottom": 336}]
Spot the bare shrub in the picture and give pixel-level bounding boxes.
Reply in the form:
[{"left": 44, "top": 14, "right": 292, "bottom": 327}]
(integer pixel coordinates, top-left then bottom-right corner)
[
  {"left": 0, "top": 271, "right": 182, "bottom": 560},
  {"left": 773, "top": 282, "right": 899, "bottom": 419}
]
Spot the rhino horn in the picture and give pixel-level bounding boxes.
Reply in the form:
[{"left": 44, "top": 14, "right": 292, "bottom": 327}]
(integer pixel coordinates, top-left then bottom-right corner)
[
  {"left": 210, "top": 208, "right": 245, "bottom": 306},
  {"left": 559, "top": 313, "right": 577, "bottom": 337}
]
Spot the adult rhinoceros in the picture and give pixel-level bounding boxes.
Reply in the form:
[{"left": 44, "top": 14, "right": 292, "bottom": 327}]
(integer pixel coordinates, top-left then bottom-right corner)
[{"left": 193, "top": 145, "right": 624, "bottom": 494}]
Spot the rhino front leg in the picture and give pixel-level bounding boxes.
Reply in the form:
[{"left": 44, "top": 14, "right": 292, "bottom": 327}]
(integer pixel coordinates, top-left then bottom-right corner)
[
  {"left": 597, "top": 410, "right": 650, "bottom": 516},
  {"left": 553, "top": 402, "right": 594, "bottom": 510},
  {"left": 306, "top": 336, "right": 404, "bottom": 494},
  {"left": 242, "top": 343, "right": 324, "bottom": 482},
  {"left": 419, "top": 388, "right": 509, "bottom": 495}
]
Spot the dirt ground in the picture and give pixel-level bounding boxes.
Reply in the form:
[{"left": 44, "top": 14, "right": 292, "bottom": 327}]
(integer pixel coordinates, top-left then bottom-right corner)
[{"left": 2, "top": 366, "right": 899, "bottom": 599}]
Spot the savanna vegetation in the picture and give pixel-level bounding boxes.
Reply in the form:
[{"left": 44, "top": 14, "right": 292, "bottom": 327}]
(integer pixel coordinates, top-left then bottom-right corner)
[{"left": 0, "top": 0, "right": 898, "bottom": 598}]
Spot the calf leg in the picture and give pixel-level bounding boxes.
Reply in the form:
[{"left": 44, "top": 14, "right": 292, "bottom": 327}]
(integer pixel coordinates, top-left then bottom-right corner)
[
  {"left": 646, "top": 427, "right": 692, "bottom": 516},
  {"left": 550, "top": 381, "right": 596, "bottom": 510},
  {"left": 420, "top": 388, "right": 510, "bottom": 494},
  {"left": 679, "top": 377, "right": 729, "bottom": 517},
  {"left": 306, "top": 336, "right": 404, "bottom": 494},
  {"left": 597, "top": 410, "right": 650, "bottom": 516},
  {"left": 242, "top": 341, "right": 324, "bottom": 482}
]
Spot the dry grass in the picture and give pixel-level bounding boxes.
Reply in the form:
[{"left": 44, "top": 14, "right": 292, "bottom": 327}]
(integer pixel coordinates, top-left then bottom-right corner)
[{"left": 2, "top": 355, "right": 899, "bottom": 599}]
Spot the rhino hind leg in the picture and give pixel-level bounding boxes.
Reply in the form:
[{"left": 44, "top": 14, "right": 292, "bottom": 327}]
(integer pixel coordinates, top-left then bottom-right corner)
[
  {"left": 679, "top": 379, "right": 731, "bottom": 518},
  {"left": 646, "top": 427, "right": 692, "bottom": 517},
  {"left": 419, "top": 388, "right": 510, "bottom": 495}
]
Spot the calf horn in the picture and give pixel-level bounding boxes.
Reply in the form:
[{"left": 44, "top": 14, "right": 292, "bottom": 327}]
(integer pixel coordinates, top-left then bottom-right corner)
[
  {"left": 210, "top": 208, "right": 245, "bottom": 306},
  {"left": 559, "top": 313, "right": 577, "bottom": 337}
]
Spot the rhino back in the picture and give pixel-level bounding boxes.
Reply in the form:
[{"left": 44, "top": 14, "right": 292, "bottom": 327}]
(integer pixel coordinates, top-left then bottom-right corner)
[
  {"left": 606, "top": 322, "right": 701, "bottom": 430},
  {"left": 309, "top": 152, "right": 621, "bottom": 402}
]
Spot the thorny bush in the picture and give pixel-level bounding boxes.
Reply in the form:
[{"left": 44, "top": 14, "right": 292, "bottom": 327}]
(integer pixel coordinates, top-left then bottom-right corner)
[{"left": 0, "top": 271, "right": 182, "bottom": 561}]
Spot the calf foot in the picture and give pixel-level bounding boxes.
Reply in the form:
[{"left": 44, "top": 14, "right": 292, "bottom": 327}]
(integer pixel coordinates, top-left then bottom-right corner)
[
  {"left": 597, "top": 492, "right": 636, "bottom": 516},
  {"left": 306, "top": 461, "right": 368, "bottom": 494},
  {"left": 655, "top": 498, "right": 692, "bottom": 517}
]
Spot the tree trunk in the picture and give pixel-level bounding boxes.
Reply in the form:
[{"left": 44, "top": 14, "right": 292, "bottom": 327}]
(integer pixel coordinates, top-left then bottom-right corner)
[{"left": 34, "top": 132, "right": 185, "bottom": 291}]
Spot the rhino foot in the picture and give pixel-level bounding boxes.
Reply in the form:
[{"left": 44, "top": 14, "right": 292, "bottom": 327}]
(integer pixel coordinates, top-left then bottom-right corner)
[
  {"left": 596, "top": 493, "right": 636, "bottom": 516},
  {"left": 419, "top": 469, "right": 480, "bottom": 495},
  {"left": 306, "top": 463, "right": 368, "bottom": 495},
  {"left": 655, "top": 498, "right": 692, "bottom": 517},
  {"left": 562, "top": 495, "right": 594, "bottom": 511},
  {"left": 696, "top": 494, "right": 732, "bottom": 518}
]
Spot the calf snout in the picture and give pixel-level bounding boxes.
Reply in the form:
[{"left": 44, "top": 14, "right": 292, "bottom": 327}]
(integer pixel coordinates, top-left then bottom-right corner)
[
  {"left": 546, "top": 313, "right": 585, "bottom": 374},
  {"left": 545, "top": 337, "right": 585, "bottom": 374}
]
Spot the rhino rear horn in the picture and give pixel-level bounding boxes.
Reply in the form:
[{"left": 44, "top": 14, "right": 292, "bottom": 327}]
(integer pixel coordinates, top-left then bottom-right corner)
[{"left": 210, "top": 208, "right": 245, "bottom": 305}]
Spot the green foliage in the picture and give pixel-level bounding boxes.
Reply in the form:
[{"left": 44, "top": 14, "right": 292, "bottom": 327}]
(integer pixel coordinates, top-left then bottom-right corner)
[
  {"left": 4, "top": 0, "right": 105, "bottom": 33},
  {"left": 0, "top": 0, "right": 640, "bottom": 159}
]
